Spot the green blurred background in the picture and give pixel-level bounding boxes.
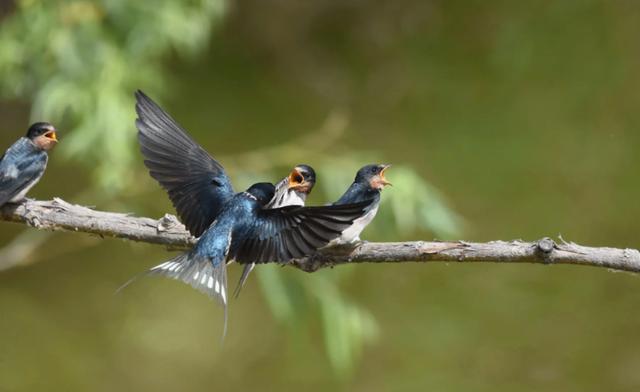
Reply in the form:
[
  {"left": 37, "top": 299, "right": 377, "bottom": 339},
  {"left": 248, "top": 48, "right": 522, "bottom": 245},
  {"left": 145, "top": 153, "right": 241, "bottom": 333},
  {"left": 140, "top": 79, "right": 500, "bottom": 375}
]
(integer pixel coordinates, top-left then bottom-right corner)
[{"left": 1, "top": 0, "right": 640, "bottom": 390}]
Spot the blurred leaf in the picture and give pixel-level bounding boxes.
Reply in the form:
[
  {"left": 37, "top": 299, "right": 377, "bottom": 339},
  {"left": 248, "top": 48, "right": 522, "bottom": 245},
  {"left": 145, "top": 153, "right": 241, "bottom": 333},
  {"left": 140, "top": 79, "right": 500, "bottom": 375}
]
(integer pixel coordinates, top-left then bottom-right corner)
[
  {"left": 256, "top": 265, "right": 295, "bottom": 323},
  {"left": 386, "top": 166, "right": 464, "bottom": 238},
  {"left": 0, "top": 0, "right": 226, "bottom": 192},
  {"left": 310, "top": 272, "right": 380, "bottom": 378},
  {"left": 258, "top": 265, "right": 380, "bottom": 378}
]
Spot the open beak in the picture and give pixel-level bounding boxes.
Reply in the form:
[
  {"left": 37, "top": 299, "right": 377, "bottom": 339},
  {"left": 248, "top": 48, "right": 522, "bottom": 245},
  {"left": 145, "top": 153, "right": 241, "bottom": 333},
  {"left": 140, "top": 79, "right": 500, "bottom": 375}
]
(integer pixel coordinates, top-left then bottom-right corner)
[
  {"left": 379, "top": 164, "right": 392, "bottom": 187},
  {"left": 288, "top": 168, "right": 304, "bottom": 188},
  {"left": 44, "top": 130, "right": 58, "bottom": 142},
  {"left": 288, "top": 168, "right": 312, "bottom": 193}
]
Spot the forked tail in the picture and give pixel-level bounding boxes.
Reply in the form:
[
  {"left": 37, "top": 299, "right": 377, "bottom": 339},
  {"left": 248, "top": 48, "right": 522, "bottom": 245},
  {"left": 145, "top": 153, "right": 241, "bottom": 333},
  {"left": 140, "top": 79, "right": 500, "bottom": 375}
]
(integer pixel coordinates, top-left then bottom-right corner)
[{"left": 117, "top": 252, "right": 228, "bottom": 338}]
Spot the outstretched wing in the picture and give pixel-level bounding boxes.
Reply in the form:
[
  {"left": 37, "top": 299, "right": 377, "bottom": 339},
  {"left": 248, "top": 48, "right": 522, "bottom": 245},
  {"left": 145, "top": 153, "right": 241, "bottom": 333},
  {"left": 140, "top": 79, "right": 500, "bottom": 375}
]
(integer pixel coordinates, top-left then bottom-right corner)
[
  {"left": 231, "top": 200, "right": 373, "bottom": 264},
  {"left": 135, "top": 90, "right": 234, "bottom": 237}
]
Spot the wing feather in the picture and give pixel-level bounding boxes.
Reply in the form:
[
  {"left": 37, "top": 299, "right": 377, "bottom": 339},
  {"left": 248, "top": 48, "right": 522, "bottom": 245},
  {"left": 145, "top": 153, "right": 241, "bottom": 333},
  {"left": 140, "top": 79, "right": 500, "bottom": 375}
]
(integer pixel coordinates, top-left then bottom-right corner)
[
  {"left": 135, "top": 90, "right": 234, "bottom": 237},
  {"left": 232, "top": 200, "right": 373, "bottom": 264}
]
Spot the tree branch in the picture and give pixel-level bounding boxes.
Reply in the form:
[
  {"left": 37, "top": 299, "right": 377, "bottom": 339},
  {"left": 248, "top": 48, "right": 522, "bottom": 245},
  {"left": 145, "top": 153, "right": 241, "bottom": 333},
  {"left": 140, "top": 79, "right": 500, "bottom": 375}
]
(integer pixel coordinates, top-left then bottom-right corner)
[
  {"left": 2, "top": 198, "right": 639, "bottom": 274},
  {"left": 0, "top": 198, "right": 195, "bottom": 249}
]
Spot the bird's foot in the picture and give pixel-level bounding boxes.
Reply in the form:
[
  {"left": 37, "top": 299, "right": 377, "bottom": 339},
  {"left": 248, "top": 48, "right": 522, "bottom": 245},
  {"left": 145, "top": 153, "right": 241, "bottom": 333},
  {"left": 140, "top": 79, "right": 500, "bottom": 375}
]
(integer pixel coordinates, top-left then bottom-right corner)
[
  {"left": 351, "top": 238, "right": 367, "bottom": 247},
  {"left": 339, "top": 237, "right": 365, "bottom": 251},
  {"left": 23, "top": 209, "right": 41, "bottom": 228}
]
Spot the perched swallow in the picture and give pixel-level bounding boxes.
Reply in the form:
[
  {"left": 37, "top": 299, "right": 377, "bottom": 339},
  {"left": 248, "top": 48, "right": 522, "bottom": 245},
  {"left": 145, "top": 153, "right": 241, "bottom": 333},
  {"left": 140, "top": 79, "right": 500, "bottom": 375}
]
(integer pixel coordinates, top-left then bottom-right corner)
[
  {"left": 0, "top": 123, "right": 58, "bottom": 206},
  {"left": 133, "top": 91, "right": 372, "bottom": 331},
  {"left": 235, "top": 164, "right": 317, "bottom": 297},
  {"left": 331, "top": 164, "right": 391, "bottom": 244}
]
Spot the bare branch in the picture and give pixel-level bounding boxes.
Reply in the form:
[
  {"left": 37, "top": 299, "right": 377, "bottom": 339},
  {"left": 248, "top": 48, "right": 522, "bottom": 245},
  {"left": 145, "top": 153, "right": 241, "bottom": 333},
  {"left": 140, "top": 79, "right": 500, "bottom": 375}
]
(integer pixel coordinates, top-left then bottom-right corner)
[
  {"left": 2, "top": 199, "right": 640, "bottom": 274},
  {"left": 0, "top": 199, "right": 195, "bottom": 250}
]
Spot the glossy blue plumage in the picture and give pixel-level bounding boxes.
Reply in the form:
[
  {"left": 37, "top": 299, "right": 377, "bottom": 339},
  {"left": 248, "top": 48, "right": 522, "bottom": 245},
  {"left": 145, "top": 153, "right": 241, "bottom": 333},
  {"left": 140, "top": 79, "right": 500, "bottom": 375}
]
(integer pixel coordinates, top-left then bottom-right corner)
[{"left": 194, "top": 194, "right": 257, "bottom": 263}]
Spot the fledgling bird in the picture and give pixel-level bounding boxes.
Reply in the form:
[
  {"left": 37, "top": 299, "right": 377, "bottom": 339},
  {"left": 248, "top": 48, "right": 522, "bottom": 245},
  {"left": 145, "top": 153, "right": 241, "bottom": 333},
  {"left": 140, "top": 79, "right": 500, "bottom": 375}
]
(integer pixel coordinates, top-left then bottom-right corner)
[
  {"left": 235, "top": 164, "right": 317, "bottom": 297},
  {"left": 266, "top": 164, "right": 316, "bottom": 209},
  {"left": 133, "top": 90, "right": 372, "bottom": 332},
  {"left": 331, "top": 164, "right": 391, "bottom": 244},
  {"left": 0, "top": 123, "right": 58, "bottom": 207}
]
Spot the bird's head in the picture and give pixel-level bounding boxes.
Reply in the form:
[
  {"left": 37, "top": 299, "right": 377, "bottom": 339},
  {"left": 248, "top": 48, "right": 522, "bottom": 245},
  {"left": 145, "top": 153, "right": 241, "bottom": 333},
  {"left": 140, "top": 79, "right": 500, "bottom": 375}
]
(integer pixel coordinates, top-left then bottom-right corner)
[
  {"left": 355, "top": 164, "right": 392, "bottom": 191},
  {"left": 246, "top": 182, "right": 276, "bottom": 206},
  {"left": 26, "top": 122, "right": 58, "bottom": 151},
  {"left": 287, "top": 164, "right": 316, "bottom": 195}
]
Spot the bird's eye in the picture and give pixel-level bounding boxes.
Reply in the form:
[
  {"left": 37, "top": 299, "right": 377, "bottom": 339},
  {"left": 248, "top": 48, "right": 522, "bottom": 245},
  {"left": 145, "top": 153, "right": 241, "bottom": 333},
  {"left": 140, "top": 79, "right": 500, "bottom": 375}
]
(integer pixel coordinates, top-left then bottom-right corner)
[{"left": 293, "top": 174, "right": 303, "bottom": 183}]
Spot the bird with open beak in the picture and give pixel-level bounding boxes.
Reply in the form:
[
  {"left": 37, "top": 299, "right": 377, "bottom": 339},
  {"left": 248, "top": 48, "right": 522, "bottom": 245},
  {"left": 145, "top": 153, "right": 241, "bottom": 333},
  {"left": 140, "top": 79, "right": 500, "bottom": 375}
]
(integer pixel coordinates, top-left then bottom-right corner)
[
  {"left": 265, "top": 164, "right": 316, "bottom": 208},
  {"left": 330, "top": 163, "right": 391, "bottom": 244},
  {"left": 0, "top": 122, "right": 58, "bottom": 206},
  {"left": 234, "top": 164, "right": 317, "bottom": 296}
]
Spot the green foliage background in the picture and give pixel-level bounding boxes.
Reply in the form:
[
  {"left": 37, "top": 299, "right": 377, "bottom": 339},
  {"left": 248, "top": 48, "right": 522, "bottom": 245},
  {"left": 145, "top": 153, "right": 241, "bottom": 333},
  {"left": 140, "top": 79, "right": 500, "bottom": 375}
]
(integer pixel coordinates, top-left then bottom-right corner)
[{"left": 1, "top": 0, "right": 640, "bottom": 391}]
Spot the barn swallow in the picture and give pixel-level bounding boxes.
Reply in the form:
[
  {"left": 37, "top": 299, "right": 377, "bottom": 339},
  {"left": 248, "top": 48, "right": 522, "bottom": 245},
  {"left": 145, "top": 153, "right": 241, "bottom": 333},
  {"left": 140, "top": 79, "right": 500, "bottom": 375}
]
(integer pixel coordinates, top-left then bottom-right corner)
[
  {"left": 0, "top": 123, "right": 58, "bottom": 206},
  {"left": 330, "top": 164, "right": 391, "bottom": 244},
  {"left": 133, "top": 91, "right": 372, "bottom": 332},
  {"left": 235, "top": 164, "right": 317, "bottom": 297}
]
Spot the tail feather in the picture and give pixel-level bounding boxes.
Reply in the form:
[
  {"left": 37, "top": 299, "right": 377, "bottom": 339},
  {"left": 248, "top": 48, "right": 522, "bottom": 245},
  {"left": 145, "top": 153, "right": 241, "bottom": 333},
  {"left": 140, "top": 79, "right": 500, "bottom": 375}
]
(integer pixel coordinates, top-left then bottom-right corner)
[
  {"left": 117, "top": 252, "right": 228, "bottom": 338},
  {"left": 233, "top": 262, "right": 255, "bottom": 299}
]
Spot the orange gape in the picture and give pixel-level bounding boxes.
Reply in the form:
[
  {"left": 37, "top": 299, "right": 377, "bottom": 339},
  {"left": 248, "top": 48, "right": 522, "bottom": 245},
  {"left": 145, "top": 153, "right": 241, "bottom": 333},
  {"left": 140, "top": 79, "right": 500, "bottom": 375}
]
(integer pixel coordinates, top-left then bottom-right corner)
[{"left": 34, "top": 130, "right": 58, "bottom": 151}]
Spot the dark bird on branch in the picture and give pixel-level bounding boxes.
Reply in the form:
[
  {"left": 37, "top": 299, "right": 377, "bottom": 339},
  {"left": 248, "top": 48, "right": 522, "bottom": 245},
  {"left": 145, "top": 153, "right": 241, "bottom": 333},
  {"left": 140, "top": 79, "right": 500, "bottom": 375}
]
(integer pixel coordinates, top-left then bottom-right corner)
[
  {"left": 132, "top": 90, "right": 373, "bottom": 333},
  {"left": 0, "top": 123, "right": 58, "bottom": 207},
  {"left": 330, "top": 164, "right": 391, "bottom": 245}
]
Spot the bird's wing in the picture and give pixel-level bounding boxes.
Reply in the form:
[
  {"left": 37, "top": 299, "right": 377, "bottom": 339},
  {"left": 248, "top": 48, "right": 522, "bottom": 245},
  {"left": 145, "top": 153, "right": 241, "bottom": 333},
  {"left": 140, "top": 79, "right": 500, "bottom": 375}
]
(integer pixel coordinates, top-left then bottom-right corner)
[
  {"left": 135, "top": 90, "right": 235, "bottom": 237},
  {"left": 0, "top": 141, "right": 46, "bottom": 205},
  {"left": 231, "top": 200, "right": 373, "bottom": 264}
]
